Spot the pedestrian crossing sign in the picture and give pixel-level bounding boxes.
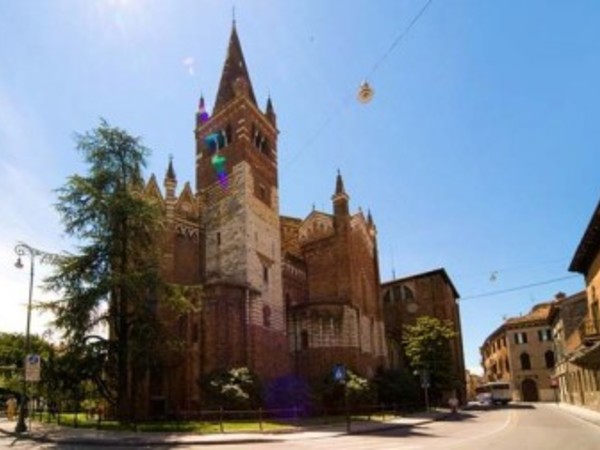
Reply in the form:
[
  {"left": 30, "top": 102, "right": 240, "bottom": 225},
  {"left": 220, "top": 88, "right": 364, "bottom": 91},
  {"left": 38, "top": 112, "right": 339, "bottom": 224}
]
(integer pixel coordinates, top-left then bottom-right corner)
[
  {"left": 333, "top": 364, "right": 347, "bottom": 384},
  {"left": 25, "top": 354, "right": 41, "bottom": 382}
]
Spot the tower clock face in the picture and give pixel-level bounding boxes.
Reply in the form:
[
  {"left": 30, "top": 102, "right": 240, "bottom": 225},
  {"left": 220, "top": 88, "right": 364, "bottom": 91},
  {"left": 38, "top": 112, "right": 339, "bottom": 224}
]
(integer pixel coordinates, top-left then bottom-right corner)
[{"left": 406, "top": 302, "right": 418, "bottom": 314}]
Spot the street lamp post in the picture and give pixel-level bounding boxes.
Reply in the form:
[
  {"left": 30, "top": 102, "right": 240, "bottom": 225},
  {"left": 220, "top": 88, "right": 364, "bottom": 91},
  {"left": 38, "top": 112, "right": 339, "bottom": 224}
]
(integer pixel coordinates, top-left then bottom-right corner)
[{"left": 13, "top": 241, "right": 61, "bottom": 433}]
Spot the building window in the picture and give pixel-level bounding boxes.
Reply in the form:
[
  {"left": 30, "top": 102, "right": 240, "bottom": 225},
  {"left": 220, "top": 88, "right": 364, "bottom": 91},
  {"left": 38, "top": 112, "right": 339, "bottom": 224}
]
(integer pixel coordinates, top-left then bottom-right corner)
[
  {"left": 538, "top": 329, "right": 552, "bottom": 342},
  {"left": 545, "top": 350, "right": 555, "bottom": 368},
  {"left": 262, "top": 139, "right": 270, "bottom": 156},
  {"left": 255, "top": 181, "right": 270, "bottom": 206},
  {"left": 515, "top": 332, "right": 528, "bottom": 344},
  {"left": 592, "top": 301, "right": 600, "bottom": 327},
  {"left": 225, "top": 124, "right": 233, "bottom": 145},
  {"left": 301, "top": 330, "right": 309, "bottom": 349},
  {"left": 383, "top": 290, "right": 392, "bottom": 304},
  {"left": 520, "top": 352, "right": 531, "bottom": 370},
  {"left": 217, "top": 232, "right": 221, "bottom": 247},
  {"left": 263, "top": 265, "right": 269, "bottom": 283},
  {"left": 263, "top": 305, "right": 271, "bottom": 327}
]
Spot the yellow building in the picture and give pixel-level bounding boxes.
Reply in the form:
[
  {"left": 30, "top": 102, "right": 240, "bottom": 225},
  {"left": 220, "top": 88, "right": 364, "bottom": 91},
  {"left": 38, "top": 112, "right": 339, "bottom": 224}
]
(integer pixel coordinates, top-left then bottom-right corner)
[
  {"left": 549, "top": 291, "right": 592, "bottom": 406},
  {"left": 481, "top": 301, "right": 557, "bottom": 402},
  {"left": 465, "top": 370, "right": 483, "bottom": 402},
  {"left": 563, "top": 199, "right": 600, "bottom": 410}
]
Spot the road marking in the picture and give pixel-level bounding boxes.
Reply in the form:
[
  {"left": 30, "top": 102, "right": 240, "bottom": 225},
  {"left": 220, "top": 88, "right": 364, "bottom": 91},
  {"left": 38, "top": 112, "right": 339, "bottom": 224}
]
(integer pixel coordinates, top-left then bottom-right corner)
[{"left": 437, "top": 409, "right": 517, "bottom": 448}]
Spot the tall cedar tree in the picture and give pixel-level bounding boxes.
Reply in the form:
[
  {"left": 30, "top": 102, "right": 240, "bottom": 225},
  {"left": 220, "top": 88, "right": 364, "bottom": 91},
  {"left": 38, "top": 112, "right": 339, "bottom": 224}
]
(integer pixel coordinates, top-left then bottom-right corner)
[
  {"left": 45, "top": 120, "right": 183, "bottom": 420},
  {"left": 402, "top": 316, "right": 458, "bottom": 401}
]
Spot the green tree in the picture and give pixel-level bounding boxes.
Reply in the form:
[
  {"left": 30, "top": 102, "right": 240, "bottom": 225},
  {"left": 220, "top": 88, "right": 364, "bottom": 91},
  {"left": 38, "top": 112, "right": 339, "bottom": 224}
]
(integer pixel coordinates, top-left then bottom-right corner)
[
  {"left": 374, "top": 368, "right": 420, "bottom": 410},
  {"left": 42, "top": 337, "right": 110, "bottom": 410},
  {"left": 317, "top": 369, "right": 376, "bottom": 410},
  {"left": 402, "top": 316, "right": 458, "bottom": 402},
  {"left": 44, "top": 119, "right": 188, "bottom": 420},
  {"left": 0, "top": 332, "right": 54, "bottom": 399},
  {"left": 200, "top": 367, "right": 262, "bottom": 410}
]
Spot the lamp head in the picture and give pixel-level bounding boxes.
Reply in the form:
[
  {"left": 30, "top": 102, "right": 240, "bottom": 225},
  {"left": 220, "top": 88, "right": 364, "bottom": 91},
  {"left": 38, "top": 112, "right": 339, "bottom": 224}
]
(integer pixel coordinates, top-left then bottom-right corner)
[{"left": 14, "top": 257, "right": 23, "bottom": 269}]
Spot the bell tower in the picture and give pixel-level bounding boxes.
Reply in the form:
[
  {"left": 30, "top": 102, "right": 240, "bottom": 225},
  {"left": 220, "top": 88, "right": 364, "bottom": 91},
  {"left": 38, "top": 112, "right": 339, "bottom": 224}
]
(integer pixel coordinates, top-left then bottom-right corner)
[{"left": 194, "top": 23, "right": 288, "bottom": 380}]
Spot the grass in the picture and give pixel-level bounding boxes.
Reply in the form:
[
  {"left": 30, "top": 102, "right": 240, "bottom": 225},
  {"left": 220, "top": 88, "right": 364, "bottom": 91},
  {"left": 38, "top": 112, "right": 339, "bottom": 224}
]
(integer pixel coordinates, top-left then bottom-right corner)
[
  {"left": 32, "top": 409, "right": 415, "bottom": 434},
  {"left": 36, "top": 413, "right": 300, "bottom": 433}
]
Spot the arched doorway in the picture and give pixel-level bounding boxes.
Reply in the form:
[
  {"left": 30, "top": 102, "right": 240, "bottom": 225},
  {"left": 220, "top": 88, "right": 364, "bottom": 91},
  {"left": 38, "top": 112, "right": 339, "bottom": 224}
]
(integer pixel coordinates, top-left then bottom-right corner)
[{"left": 521, "top": 378, "right": 539, "bottom": 401}]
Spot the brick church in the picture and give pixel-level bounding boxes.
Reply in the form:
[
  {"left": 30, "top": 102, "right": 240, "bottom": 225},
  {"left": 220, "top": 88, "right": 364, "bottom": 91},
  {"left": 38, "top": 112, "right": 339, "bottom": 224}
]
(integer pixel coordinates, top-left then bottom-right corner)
[{"left": 142, "top": 23, "right": 462, "bottom": 415}]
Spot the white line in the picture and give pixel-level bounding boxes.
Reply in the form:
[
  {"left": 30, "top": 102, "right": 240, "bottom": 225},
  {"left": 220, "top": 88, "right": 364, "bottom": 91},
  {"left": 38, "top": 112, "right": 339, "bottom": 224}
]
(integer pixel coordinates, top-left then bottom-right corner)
[{"left": 438, "top": 410, "right": 516, "bottom": 449}]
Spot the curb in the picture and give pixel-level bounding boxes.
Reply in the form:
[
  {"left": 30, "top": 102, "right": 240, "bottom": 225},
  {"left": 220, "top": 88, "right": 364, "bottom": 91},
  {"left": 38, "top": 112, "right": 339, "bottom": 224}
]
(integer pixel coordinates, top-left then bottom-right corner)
[
  {"left": 0, "top": 413, "right": 450, "bottom": 447},
  {"left": 0, "top": 427, "right": 280, "bottom": 447}
]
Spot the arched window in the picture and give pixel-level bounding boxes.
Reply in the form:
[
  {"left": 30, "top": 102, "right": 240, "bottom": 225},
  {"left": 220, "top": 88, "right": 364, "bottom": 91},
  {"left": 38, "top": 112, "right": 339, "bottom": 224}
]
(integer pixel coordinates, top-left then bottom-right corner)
[
  {"left": 364, "top": 276, "right": 370, "bottom": 308},
  {"left": 383, "top": 290, "right": 392, "bottom": 304},
  {"left": 301, "top": 330, "right": 309, "bottom": 349},
  {"left": 262, "top": 305, "right": 271, "bottom": 327},
  {"left": 545, "top": 350, "right": 555, "bottom": 368},
  {"left": 520, "top": 352, "right": 531, "bottom": 370},
  {"left": 225, "top": 124, "right": 233, "bottom": 145}
]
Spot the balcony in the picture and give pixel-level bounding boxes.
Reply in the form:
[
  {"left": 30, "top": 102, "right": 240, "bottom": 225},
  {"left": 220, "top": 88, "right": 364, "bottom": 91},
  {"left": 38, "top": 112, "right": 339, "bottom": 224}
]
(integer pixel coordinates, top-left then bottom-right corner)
[{"left": 579, "top": 318, "right": 600, "bottom": 343}]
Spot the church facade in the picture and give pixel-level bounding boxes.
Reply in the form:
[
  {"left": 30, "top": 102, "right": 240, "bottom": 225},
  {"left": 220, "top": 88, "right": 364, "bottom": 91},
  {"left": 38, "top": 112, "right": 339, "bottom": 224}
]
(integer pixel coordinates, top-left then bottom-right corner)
[
  {"left": 142, "top": 25, "right": 386, "bottom": 415},
  {"left": 141, "top": 24, "right": 463, "bottom": 416}
]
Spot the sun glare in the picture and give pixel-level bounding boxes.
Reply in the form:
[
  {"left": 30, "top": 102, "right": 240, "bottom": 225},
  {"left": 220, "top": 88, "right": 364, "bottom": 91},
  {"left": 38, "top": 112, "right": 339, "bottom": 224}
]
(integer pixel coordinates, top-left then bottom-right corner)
[{"left": 88, "top": 0, "right": 152, "bottom": 43}]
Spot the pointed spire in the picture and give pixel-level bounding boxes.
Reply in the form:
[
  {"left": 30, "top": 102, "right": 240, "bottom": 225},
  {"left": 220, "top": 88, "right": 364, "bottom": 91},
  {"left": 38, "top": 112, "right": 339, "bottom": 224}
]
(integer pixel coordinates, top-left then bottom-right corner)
[
  {"left": 213, "top": 23, "right": 257, "bottom": 114},
  {"left": 265, "top": 95, "right": 276, "bottom": 126},
  {"left": 166, "top": 155, "right": 177, "bottom": 181},
  {"left": 335, "top": 169, "right": 346, "bottom": 195},
  {"left": 332, "top": 170, "right": 350, "bottom": 218},
  {"left": 197, "top": 94, "right": 210, "bottom": 126},
  {"left": 367, "top": 209, "right": 374, "bottom": 226},
  {"left": 164, "top": 155, "right": 177, "bottom": 201}
]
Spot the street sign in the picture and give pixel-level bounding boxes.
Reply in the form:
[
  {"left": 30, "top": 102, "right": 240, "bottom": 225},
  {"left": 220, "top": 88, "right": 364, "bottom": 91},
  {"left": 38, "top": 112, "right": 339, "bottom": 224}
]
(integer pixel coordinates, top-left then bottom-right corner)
[
  {"left": 25, "top": 354, "right": 41, "bottom": 382},
  {"left": 333, "top": 364, "right": 347, "bottom": 384}
]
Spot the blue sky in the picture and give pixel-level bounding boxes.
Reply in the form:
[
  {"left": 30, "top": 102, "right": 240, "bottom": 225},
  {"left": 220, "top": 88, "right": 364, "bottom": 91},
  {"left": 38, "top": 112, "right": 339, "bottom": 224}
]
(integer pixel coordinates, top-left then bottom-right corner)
[{"left": 1, "top": 0, "right": 599, "bottom": 374}]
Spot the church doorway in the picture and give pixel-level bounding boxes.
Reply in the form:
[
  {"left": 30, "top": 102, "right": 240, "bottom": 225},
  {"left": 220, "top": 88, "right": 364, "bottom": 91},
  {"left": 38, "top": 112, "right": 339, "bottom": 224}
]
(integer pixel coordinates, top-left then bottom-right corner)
[{"left": 521, "top": 378, "right": 539, "bottom": 402}]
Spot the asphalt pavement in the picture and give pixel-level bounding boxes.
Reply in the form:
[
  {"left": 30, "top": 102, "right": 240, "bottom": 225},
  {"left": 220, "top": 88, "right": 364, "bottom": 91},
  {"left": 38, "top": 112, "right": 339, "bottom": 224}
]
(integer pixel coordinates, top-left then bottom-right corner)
[{"left": 1, "top": 402, "right": 599, "bottom": 448}]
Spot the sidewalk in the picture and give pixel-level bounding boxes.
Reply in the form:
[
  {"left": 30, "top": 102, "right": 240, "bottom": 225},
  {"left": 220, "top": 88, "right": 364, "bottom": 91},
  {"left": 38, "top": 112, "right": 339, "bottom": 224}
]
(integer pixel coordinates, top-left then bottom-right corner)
[
  {"left": 0, "top": 410, "right": 448, "bottom": 447},
  {"left": 551, "top": 402, "right": 600, "bottom": 428}
]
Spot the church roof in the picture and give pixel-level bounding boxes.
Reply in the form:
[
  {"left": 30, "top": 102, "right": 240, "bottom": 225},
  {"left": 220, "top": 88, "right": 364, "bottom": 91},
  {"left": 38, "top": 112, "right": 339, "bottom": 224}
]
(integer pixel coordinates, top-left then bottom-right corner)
[
  {"left": 381, "top": 268, "right": 460, "bottom": 299},
  {"left": 213, "top": 24, "right": 257, "bottom": 114}
]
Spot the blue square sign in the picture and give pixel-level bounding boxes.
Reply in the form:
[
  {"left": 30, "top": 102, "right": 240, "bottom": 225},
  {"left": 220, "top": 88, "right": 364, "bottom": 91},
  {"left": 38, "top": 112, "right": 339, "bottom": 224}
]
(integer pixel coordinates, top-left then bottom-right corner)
[{"left": 333, "top": 364, "right": 347, "bottom": 383}]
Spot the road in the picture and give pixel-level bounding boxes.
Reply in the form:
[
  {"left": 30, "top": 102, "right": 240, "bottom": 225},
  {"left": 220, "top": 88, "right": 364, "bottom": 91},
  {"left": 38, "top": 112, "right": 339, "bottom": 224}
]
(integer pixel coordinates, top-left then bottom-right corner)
[{"left": 1, "top": 403, "right": 599, "bottom": 449}]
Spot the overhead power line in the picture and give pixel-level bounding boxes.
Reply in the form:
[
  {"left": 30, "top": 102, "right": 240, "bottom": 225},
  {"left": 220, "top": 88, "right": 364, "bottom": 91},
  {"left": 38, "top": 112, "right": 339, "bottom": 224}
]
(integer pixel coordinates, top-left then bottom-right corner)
[
  {"left": 460, "top": 275, "right": 581, "bottom": 301},
  {"left": 366, "top": 0, "right": 434, "bottom": 80},
  {"left": 282, "top": 0, "right": 435, "bottom": 170}
]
